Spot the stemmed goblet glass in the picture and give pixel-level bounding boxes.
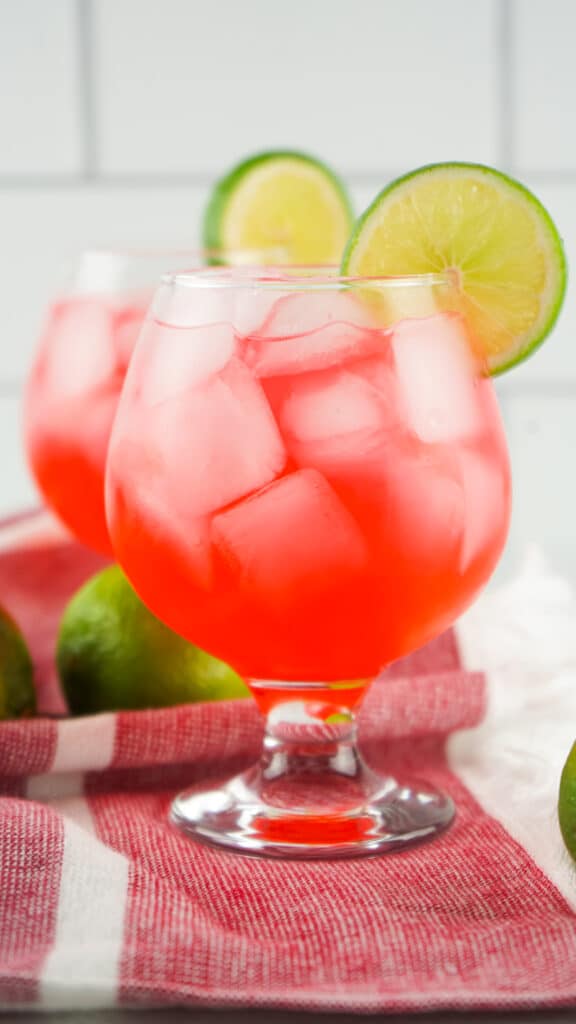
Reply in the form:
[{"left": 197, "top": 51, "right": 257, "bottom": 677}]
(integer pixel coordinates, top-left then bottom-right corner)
[{"left": 106, "top": 267, "right": 511, "bottom": 858}]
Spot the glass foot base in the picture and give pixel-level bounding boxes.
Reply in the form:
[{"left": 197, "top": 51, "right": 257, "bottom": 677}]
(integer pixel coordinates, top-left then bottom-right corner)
[{"left": 170, "top": 765, "right": 455, "bottom": 859}]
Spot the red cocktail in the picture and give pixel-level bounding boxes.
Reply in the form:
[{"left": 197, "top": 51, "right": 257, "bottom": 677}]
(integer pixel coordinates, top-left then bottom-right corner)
[
  {"left": 24, "top": 250, "right": 264, "bottom": 553},
  {"left": 106, "top": 268, "right": 511, "bottom": 857}
]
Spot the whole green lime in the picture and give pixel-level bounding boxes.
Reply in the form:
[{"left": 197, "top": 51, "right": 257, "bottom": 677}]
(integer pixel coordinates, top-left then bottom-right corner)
[
  {"left": 559, "top": 741, "right": 576, "bottom": 862},
  {"left": 0, "top": 605, "right": 35, "bottom": 719},
  {"left": 57, "top": 566, "right": 249, "bottom": 715}
]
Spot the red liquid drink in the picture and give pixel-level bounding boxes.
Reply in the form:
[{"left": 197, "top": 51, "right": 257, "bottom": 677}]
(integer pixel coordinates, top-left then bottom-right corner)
[
  {"left": 108, "top": 289, "right": 510, "bottom": 684},
  {"left": 106, "top": 268, "right": 511, "bottom": 856},
  {"left": 24, "top": 249, "right": 249, "bottom": 553},
  {"left": 25, "top": 293, "right": 147, "bottom": 553}
]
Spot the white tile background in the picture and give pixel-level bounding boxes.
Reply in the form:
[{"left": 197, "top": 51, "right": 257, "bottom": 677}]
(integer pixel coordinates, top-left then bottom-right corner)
[{"left": 0, "top": 0, "right": 574, "bottom": 580}]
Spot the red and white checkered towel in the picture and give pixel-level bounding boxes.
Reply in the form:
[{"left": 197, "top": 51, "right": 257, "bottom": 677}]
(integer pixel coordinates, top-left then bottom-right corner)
[{"left": 1, "top": 509, "right": 576, "bottom": 1013}]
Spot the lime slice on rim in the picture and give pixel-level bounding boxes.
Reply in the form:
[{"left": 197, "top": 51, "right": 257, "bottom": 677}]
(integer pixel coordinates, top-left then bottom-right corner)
[
  {"left": 342, "top": 162, "right": 567, "bottom": 375},
  {"left": 203, "top": 150, "right": 354, "bottom": 265}
]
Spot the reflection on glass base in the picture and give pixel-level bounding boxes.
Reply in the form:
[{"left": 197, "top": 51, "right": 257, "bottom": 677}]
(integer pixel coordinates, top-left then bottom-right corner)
[{"left": 170, "top": 761, "right": 455, "bottom": 860}]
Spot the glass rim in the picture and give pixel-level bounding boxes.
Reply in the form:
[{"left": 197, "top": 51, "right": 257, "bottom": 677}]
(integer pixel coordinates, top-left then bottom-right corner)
[{"left": 160, "top": 266, "right": 458, "bottom": 291}]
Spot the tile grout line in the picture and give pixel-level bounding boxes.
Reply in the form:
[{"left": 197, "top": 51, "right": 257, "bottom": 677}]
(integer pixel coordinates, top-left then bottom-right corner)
[
  {"left": 2, "top": 170, "right": 576, "bottom": 191},
  {"left": 0, "top": 171, "right": 408, "bottom": 189},
  {"left": 498, "top": 0, "right": 514, "bottom": 172},
  {"left": 76, "top": 0, "right": 98, "bottom": 180}
]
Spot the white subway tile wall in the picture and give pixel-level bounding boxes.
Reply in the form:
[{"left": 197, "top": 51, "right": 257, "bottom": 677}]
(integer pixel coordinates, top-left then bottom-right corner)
[
  {"left": 0, "top": 0, "right": 82, "bottom": 175},
  {"left": 94, "top": 0, "right": 498, "bottom": 175},
  {"left": 515, "top": 0, "right": 576, "bottom": 171},
  {"left": 0, "top": 0, "right": 574, "bottom": 581}
]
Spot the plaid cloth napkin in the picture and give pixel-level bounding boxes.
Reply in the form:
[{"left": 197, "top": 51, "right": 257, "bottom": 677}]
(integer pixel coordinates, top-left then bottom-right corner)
[{"left": 1, "top": 509, "right": 576, "bottom": 1014}]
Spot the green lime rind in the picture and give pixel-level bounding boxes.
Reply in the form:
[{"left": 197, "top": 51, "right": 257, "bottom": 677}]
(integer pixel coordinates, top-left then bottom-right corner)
[
  {"left": 559, "top": 741, "right": 576, "bottom": 862},
  {"left": 0, "top": 606, "right": 35, "bottom": 719},
  {"left": 341, "top": 161, "right": 567, "bottom": 377},
  {"left": 325, "top": 712, "right": 353, "bottom": 725},
  {"left": 202, "top": 149, "right": 354, "bottom": 265},
  {"left": 57, "top": 565, "right": 249, "bottom": 715}
]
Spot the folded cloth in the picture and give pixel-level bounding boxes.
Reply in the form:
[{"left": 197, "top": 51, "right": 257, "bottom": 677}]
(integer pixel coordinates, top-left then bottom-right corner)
[{"left": 1, "top": 509, "right": 576, "bottom": 1013}]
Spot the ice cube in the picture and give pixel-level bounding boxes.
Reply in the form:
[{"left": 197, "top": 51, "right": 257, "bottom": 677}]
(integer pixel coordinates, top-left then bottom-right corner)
[
  {"left": 113, "top": 304, "right": 147, "bottom": 370},
  {"left": 270, "top": 361, "right": 467, "bottom": 574},
  {"left": 212, "top": 468, "right": 367, "bottom": 601},
  {"left": 243, "top": 291, "right": 381, "bottom": 377},
  {"left": 75, "top": 250, "right": 128, "bottom": 293},
  {"left": 302, "top": 431, "right": 463, "bottom": 573},
  {"left": 151, "top": 276, "right": 234, "bottom": 327},
  {"left": 106, "top": 437, "right": 213, "bottom": 588},
  {"left": 41, "top": 299, "right": 117, "bottom": 397},
  {"left": 261, "top": 291, "right": 375, "bottom": 338},
  {"left": 347, "top": 351, "right": 395, "bottom": 394},
  {"left": 279, "top": 367, "right": 387, "bottom": 445},
  {"left": 390, "top": 450, "right": 465, "bottom": 566},
  {"left": 245, "top": 323, "right": 382, "bottom": 379},
  {"left": 392, "top": 313, "right": 480, "bottom": 443},
  {"left": 268, "top": 359, "right": 401, "bottom": 493},
  {"left": 234, "top": 288, "right": 278, "bottom": 338},
  {"left": 234, "top": 274, "right": 365, "bottom": 339},
  {"left": 147, "top": 356, "right": 286, "bottom": 518},
  {"left": 137, "top": 320, "right": 236, "bottom": 406},
  {"left": 459, "top": 451, "right": 510, "bottom": 572},
  {"left": 380, "top": 283, "right": 442, "bottom": 325}
]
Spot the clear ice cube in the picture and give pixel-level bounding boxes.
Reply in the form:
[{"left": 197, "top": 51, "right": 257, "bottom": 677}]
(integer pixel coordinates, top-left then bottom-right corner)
[
  {"left": 272, "top": 358, "right": 401, "bottom": 485},
  {"left": 113, "top": 304, "right": 147, "bottom": 370},
  {"left": 279, "top": 366, "right": 387, "bottom": 444},
  {"left": 151, "top": 277, "right": 234, "bottom": 328},
  {"left": 138, "top": 321, "right": 236, "bottom": 406},
  {"left": 390, "top": 450, "right": 465, "bottom": 567},
  {"left": 243, "top": 291, "right": 380, "bottom": 377},
  {"left": 146, "top": 356, "right": 286, "bottom": 518},
  {"left": 212, "top": 468, "right": 367, "bottom": 600},
  {"left": 392, "top": 314, "right": 480, "bottom": 443},
  {"left": 233, "top": 278, "right": 287, "bottom": 338},
  {"left": 261, "top": 291, "right": 375, "bottom": 338},
  {"left": 107, "top": 438, "right": 213, "bottom": 588},
  {"left": 42, "top": 299, "right": 117, "bottom": 397}
]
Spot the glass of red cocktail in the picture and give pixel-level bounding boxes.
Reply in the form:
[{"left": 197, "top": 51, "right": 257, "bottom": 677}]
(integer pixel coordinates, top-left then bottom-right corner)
[{"left": 106, "top": 266, "right": 511, "bottom": 858}]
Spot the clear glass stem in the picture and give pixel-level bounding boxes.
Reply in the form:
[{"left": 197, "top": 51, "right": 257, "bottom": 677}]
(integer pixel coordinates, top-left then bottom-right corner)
[
  {"left": 171, "top": 680, "right": 455, "bottom": 859},
  {"left": 251, "top": 680, "right": 376, "bottom": 815}
]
